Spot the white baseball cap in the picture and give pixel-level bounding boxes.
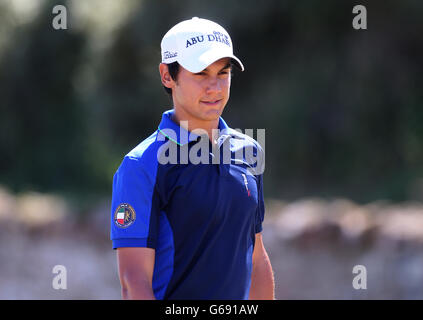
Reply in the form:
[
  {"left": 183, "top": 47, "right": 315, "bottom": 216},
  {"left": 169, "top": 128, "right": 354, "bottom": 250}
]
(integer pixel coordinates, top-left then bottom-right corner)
[{"left": 161, "top": 17, "right": 244, "bottom": 73}]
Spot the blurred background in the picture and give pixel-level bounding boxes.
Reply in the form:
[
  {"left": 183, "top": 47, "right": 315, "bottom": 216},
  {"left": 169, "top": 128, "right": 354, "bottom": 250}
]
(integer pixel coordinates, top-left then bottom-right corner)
[{"left": 0, "top": 0, "right": 422, "bottom": 299}]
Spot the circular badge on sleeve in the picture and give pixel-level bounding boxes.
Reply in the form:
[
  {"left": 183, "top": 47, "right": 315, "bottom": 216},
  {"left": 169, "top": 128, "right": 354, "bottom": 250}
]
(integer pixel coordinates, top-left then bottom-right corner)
[{"left": 114, "top": 203, "right": 136, "bottom": 228}]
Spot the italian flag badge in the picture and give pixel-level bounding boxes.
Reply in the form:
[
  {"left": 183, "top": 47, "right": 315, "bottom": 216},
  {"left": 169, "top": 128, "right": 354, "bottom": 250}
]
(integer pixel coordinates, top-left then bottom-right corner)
[
  {"left": 114, "top": 203, "right": 136, "bottom": 228},
  {"left": 117, "top": 207, "right": 125, "bottom": 225}
]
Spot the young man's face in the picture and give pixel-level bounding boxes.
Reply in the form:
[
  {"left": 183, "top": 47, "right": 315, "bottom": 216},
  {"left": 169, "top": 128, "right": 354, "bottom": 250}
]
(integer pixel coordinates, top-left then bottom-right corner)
[{"left": 166, "top": 57, "right": 232, "bottom": 122}]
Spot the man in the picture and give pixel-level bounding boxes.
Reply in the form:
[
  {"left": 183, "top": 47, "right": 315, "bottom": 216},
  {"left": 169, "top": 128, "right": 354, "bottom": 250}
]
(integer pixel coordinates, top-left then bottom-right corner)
[{"left": 110, "top": 17, "right": 274, "bottom": 300}]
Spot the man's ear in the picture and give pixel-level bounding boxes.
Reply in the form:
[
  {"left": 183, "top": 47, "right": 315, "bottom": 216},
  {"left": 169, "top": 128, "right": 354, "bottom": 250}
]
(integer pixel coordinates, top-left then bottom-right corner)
[{"left": 159, "top": 63, "right": 175, "bottom": 89}]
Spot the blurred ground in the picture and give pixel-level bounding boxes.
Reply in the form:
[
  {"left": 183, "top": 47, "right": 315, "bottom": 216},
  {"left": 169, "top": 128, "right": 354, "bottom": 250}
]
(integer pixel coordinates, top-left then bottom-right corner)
[{"left": 1, "top": 186, "right": 423, "bottom": 299}]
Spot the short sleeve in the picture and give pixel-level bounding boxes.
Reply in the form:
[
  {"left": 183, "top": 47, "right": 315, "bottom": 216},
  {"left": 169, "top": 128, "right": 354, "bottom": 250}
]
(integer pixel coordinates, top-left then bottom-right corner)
[
  {"left": 110, "top": 156, "right": 160, "bottom": 249},
  {"left": 255, "top": 174, "right": 265, "bottom": 233}
]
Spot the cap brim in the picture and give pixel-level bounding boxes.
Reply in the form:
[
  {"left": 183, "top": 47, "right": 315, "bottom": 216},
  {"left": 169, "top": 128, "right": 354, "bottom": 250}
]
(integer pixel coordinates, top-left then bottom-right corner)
[
  {"left": 178, "top": 48, "right": 244, "bottom": 73},
  {"left": 229, "top": 56, "right": 244, "bottom": 72}
]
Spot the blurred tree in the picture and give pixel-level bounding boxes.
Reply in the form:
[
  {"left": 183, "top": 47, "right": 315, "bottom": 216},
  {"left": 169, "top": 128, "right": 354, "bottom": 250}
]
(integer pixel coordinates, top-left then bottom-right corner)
[
  {"left": 0, "top": 0, "right": 89, "bottom": 193},
  {"left": 0, "top": 0, "right": 422, "bottom": 204}
]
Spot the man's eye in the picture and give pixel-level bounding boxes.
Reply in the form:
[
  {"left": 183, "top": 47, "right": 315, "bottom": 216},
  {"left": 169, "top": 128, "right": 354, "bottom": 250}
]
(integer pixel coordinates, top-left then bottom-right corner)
[
  {"left": 195, "top": 72, "right": 206, "bottom": 76},
  {"left": 219, "top": 70, "right": 231, "bottom": 75}
]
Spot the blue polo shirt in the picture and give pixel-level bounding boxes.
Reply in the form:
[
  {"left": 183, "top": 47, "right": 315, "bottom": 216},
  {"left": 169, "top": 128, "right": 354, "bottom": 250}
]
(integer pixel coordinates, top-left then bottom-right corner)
[{"left": 110, "top": 109, "right": 265, "bottom": 300}]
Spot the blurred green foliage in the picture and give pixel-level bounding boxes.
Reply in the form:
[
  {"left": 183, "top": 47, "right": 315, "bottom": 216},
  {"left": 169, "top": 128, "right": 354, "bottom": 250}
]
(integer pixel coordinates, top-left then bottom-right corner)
[{"left": 0, "top": 0, "right": 422, "bottom": 203}]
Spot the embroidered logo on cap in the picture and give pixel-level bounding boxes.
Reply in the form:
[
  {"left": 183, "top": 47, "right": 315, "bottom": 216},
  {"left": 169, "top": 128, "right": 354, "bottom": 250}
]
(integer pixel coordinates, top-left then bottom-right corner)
[
  {"left": 185, "top": 30, "right": 231, "bottom": 48},
  {"left": 163, "top": 51, "right": 177, "bottom": 59}
]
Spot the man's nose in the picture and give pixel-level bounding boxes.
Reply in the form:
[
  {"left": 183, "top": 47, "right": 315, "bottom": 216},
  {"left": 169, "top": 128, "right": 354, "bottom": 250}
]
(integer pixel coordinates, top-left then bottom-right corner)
[{"left": 205, "top": 77, "right": 222, "bottom": 94}]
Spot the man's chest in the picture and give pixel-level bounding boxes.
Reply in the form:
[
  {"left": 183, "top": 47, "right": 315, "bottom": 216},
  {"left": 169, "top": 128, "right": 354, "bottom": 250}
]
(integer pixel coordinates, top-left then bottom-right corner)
[{"left": 161, "top": 162, "right": 259, "bottom": 228}]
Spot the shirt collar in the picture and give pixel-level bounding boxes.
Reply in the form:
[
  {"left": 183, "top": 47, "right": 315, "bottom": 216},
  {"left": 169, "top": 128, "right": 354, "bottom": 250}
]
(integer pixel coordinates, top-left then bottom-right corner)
[{"left": 158, "top": 109, "right": 231, "bottom": 146}]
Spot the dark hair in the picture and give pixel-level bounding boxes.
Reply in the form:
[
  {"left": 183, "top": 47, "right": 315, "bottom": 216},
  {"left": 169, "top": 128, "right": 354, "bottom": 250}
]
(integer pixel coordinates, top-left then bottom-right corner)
[{"left": 163, "top": 62, "right": 180, "bottom": 98}]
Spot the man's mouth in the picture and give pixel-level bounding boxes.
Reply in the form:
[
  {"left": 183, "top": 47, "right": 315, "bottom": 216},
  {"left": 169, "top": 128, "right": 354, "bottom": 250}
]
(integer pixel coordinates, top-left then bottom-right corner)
[{"left": 200, "top": 99, "right": 222, "bottom": 106}]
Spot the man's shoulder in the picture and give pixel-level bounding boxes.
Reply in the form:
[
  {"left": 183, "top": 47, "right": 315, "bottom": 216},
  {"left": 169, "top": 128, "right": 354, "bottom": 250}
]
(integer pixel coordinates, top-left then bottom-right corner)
[
  {"left": 118, "top": 130, "right": 166, "bottom": 173},
  {"left": 126, "top": 131, "right": 160, "bottom": 158}
]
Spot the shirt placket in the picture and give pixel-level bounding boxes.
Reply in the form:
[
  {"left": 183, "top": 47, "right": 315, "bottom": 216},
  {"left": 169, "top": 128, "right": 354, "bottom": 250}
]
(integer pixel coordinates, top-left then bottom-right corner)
[{"left": 212, "top": 134, "right": 232, "bottom": 176}]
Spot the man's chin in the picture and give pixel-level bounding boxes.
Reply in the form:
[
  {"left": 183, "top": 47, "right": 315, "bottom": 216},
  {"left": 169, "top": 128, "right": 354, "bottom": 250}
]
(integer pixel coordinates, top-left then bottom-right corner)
[{"left": 202, "top": 109, "right": 223, "bottom": 120}]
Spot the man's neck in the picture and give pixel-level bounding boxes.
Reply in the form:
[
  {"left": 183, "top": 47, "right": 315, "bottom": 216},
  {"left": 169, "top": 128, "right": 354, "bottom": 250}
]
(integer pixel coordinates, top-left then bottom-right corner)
[{"left": 172, "top": 107, "right": 220, "bottom": 145}]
